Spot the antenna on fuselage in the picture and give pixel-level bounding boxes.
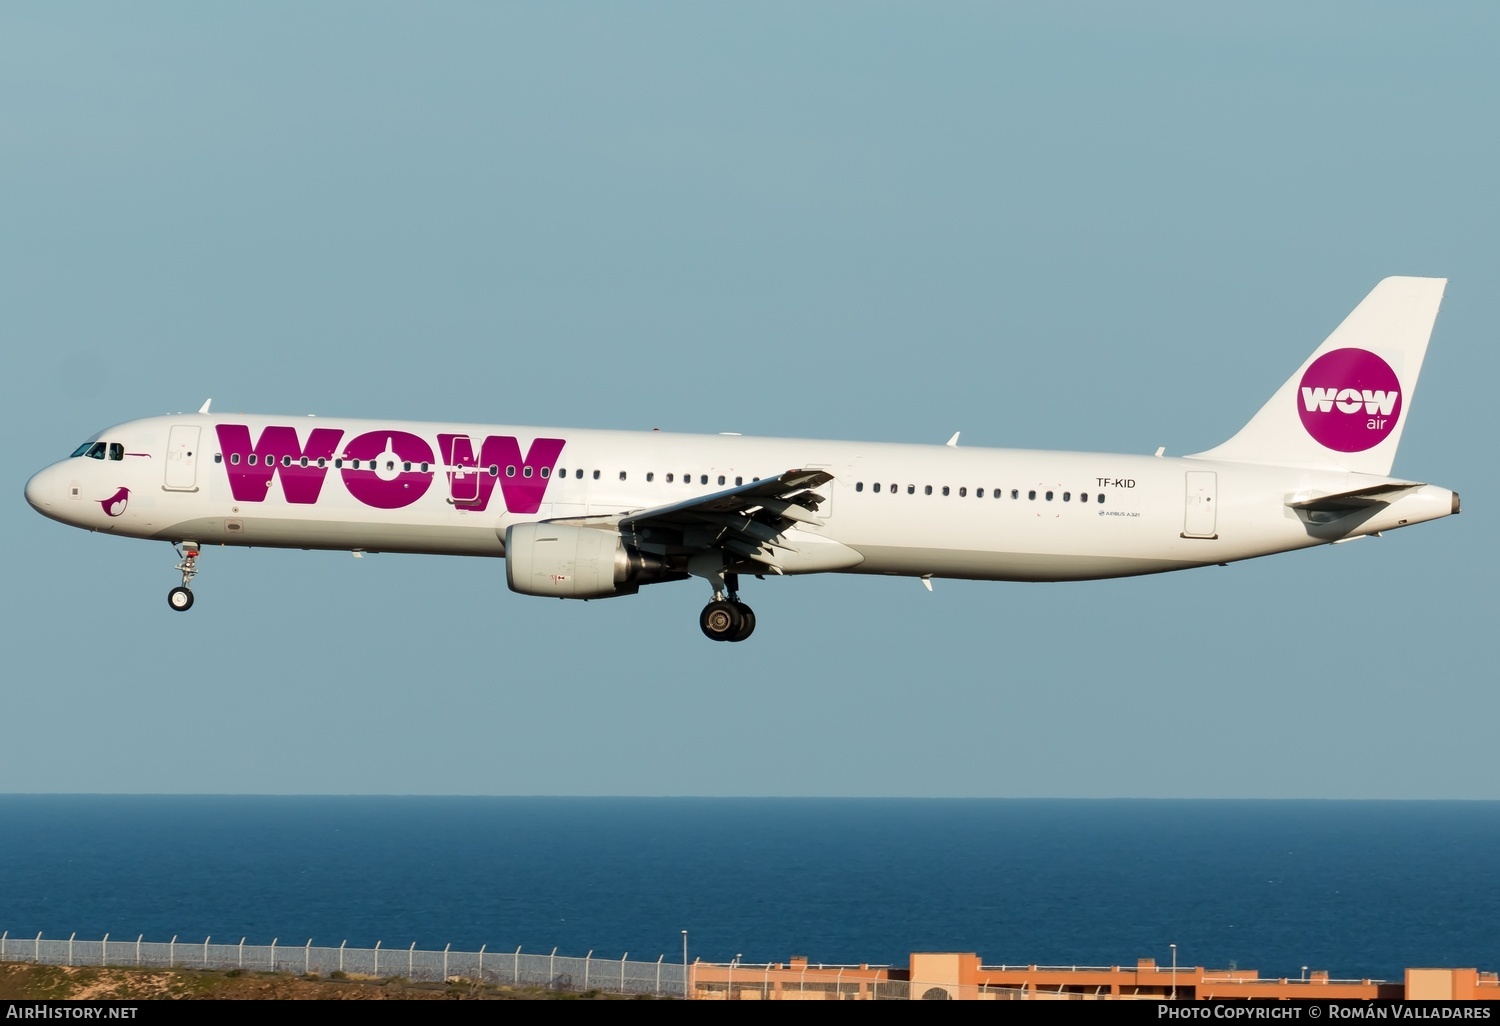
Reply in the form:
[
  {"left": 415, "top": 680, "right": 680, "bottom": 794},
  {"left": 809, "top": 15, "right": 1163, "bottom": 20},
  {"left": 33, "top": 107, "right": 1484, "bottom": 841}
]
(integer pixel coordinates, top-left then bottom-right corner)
[
  {"left": 198, "top": 398, "right": 212, "bottom": 414},
  {"left": 945, "top": 432, "right": 960, "bottom": 447}
]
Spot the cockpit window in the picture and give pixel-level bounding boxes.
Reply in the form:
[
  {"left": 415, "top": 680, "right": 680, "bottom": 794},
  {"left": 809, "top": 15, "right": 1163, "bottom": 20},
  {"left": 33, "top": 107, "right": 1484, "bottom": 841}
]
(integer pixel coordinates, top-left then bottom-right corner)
[
  {"left": 109, "top": 443, "right": 124, "bottom": 461},
  {"left": 73, "top": 442, "right": 108, "bottom": 460}
]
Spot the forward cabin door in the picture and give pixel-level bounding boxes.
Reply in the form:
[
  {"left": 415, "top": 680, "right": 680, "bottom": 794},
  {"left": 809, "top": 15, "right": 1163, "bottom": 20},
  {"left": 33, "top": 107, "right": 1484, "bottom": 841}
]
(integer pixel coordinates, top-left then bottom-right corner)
[
  {"left": 1182, "top": 471, "right": 1218, "bottom": 539},
  {"left": 163, "top": 425, "right": 201, "bottom": 491}
]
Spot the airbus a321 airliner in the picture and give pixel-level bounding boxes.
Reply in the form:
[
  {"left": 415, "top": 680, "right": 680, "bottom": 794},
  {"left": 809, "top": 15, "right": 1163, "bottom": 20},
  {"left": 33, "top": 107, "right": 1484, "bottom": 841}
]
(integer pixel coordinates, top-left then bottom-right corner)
[{"left": 26, "top": 277, "right": 1458, "bottom": 642}]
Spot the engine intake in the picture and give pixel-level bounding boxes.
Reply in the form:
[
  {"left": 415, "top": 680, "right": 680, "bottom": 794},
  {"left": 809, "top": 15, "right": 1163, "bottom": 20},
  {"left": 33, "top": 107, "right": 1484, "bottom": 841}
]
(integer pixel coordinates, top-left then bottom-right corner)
[{"left": 505, "top": 522, "right": 680, "bottom": 599}]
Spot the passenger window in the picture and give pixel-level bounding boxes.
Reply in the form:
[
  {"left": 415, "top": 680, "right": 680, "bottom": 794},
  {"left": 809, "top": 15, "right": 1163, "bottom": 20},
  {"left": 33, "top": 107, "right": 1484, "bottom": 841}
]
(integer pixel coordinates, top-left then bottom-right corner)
[
  {"left": 735, "top": 477, "right": 743, "bottom": 485},
  {"left": 1011, "top": 489, "right": 1019, "bottom": 499},
  {"left": 214, "top": 454, "right": 222, "bottom": 464},
  {"left": 700, "top": 475, "right": 708, "bottom": 485},
  {"left": 576, "top": 469, "right": 583, "bottom": 479},
  {"left": 557, "top": 468, "right": 566, "bottom": 478},
  {"left": 1028, "top": 490, "right": 1036, "bottom": 500},
  {"left": 976, "top": 488, "right": 984, "bottom": 498},
  {"left": 718, "top": 475, "right": 726, "bottom": 485},
  {"left": 666, "top": 473, "right": 674, "bottom": 483},
  {"left": 942, "top": 486, "right": 950, "bottom": 496},
  {"left": 524, "top": 467, "right": 534, "bottom": 478},
  {"left": 646, "top": 472, "right": 654, "bottom": 482},
  {"left": 248, "top": 454, "right": 259, "bottom": 466},
  {"left": 402, "top": 461, "right": 411, "bottom": 472},
  {"left": 856, "top": 482, "right": 864, "bottom": 492},
  {"left": 873, "top": 483, "right": 881, "bottom": 493},
  {"left": 1098, "top": 493, "right": 1105, "bottom": 504},
  {"left": 925, "top": 485, "right": 932, "bottom": 495},
  {"left": 507, "top": 466, "right": 517, "bottom": 477},
  {"left": 593, "top": 470, "right": 600, "bottom": 480},
  {"left": 302, "top": 457, "right": 311, "bottom": 468},
  {"left": 889, "top": 483, "right": 896, "bottom": 494},
  {"left": 959, "top": 487, "right": 967, "bottom": 497},
  {"left": 1080, "top": 492, "right": 1089, "bottom": 503},
  {"left": 1046, "top": 491, "right": 1054, "bottom": 501},
  {"left": 907, "top": 485, "right": 915, "bottom": 495},
  {"left": 1063, "top": 491, "right": 1071, "bottom": 502},
  {"left": 619, "top": 471, "right": 626, "bottom": 481}
]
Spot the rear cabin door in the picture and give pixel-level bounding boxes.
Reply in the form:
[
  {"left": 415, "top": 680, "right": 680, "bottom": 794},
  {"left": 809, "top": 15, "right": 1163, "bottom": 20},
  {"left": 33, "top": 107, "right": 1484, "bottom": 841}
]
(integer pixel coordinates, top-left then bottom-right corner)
[{"left": 1182, "top": 471, "right": 1218, "bottom": 539}]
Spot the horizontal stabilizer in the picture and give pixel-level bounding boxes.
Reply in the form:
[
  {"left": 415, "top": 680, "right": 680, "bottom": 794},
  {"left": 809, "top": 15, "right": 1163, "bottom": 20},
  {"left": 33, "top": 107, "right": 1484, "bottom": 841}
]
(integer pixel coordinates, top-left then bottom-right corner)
[{"left": 1287, "top": 482, "right": 1424, "bottom": 514}]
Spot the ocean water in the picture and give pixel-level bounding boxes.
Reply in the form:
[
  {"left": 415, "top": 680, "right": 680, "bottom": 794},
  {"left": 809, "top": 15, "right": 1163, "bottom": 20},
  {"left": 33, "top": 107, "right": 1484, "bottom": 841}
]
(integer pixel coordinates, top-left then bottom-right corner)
[{"left": 0, "top": 796, "right": 1495, "bottom": 981}]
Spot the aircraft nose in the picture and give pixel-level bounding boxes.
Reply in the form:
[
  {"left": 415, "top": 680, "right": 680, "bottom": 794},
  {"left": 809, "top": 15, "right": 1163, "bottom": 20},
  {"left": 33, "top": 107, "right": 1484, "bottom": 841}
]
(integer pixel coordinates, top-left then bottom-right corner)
[
  {"left": 25, "top": 463, "right": 68, "bottom": 518},
  {"left": 24, "top": 467, "right": 51, "bottom": 512}
]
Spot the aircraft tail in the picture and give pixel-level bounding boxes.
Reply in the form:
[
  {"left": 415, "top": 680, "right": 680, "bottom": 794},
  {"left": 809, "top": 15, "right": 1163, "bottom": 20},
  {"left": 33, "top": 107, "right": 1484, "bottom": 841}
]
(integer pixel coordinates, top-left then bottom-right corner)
[{"left": 1189, "top": 276, "right": 1447, "bottom": 476}]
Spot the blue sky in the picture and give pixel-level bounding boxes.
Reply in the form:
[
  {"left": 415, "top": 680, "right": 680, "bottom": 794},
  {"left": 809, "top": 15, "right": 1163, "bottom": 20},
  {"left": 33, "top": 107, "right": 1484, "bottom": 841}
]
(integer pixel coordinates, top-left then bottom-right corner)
[{"left": 4, "top": 2, "right": 1496, "bottom": 797}]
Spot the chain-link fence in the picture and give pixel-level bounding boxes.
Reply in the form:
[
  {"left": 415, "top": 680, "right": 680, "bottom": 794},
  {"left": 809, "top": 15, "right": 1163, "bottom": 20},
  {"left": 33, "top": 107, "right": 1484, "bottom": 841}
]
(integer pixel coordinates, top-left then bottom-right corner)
[{"left": 0, "top": 931, "right": 687, "bottom": 998}]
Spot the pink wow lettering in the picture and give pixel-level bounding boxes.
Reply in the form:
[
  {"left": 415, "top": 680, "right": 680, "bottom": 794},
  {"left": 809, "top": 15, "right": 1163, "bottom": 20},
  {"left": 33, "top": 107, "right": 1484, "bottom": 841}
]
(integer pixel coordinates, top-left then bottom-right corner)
[
  {"left": 1296, "top": 348, "right": 1402, "bottom": 453},
  {"left": 215, "top": 425, "right": 566, "bottom": 512}
]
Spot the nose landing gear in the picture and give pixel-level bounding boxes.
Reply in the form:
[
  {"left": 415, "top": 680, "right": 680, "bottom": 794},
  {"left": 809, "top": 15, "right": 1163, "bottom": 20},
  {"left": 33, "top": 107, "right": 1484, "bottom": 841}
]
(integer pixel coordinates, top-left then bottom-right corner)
[
  {"left": 699, "top": 572, "right": 756, "bottom": 642},
  {"left": 168, "top": 542, "right": 200, "bottom": 612}
]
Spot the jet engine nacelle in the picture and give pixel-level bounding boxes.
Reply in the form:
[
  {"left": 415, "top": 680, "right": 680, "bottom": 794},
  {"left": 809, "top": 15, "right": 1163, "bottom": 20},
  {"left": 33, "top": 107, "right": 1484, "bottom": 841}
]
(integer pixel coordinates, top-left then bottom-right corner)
[{"left": 504, "top": 522, "right": 681, "bottom": 599}]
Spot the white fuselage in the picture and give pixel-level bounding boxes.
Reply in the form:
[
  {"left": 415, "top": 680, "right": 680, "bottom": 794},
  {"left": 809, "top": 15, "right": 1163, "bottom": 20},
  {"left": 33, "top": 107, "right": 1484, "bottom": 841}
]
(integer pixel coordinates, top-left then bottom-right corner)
[{"left": 24, "top": 412, "right": 1457, "bottom": 584}]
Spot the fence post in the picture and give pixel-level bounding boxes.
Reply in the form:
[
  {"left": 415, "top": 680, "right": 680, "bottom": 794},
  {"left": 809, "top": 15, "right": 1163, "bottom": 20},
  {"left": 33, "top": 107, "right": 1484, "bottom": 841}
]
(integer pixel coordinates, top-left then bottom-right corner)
[
  {"left": 270, "top": 938, "right": 278, "bottom": 973},
  {"left": 137, "top": 935, "right": 142, "bottom": 968},
  {"left": 764, "top": 963, "right": 770, "bottom": 1000},
  {"left": 374, "top": 940, "right": 381, "bottom": 977},
  {"left": 584, "top": 950, "right": 592, "bottom": 991},
  {"left": 656, "top": 953, "right": 663, "bottom": 996},
  {"left": 409, "top": 942, "right": 415, "bottom": 979},
  {"left": 1, "top": 931, "right": 6, "bottom": 961},
  {"left": 339, "top": 940, "right": 346, "bottom": 973},
  {"left": 305, "top": 939, "right": 312, "bottom": 976},
  {"left": 35, "top": 932, "right": 42, "bottom": 964},
  {"left": 69, "top": 932, "right": 75, "bottom": 966},
  {"left": 514, "top": 946, "right": 521, "bottom": 985},
  {"left": 102, "top": 933, "right": 109, "bottom": 966},
  {"left": 443, "top": 943, "right": 449, "bottom": 982},
  {"left": 621, "top": 952, "right": 628, "bottom": 994},
  {"left": 169, "top": 936, "right": 176, "bottom": 968},
  {"left": 550, "top": 947, "right": 557, "bottom": 989},
  {"left": 238, "top": 937, "right": 245, "bottom": 969},
  {"left": 202, "top": 937, "right": 209, "bottom": 968},
  {"left": 479, "top": 944, "right": 486, "bottom": 982}
]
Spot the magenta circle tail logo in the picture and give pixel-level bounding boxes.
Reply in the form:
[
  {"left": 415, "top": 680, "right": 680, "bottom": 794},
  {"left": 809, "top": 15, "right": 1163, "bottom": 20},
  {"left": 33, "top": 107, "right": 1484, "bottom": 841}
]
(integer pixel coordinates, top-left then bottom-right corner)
[{"left": 1297, "top": 348, "right": 1402, "bottom": 452}]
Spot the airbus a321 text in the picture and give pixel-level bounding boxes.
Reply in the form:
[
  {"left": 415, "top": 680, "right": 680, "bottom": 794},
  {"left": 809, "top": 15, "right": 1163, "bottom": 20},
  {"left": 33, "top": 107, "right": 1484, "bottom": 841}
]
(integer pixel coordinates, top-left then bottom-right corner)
[{"left": 26, "top": 277, "right": 1459, "bottom": 642}]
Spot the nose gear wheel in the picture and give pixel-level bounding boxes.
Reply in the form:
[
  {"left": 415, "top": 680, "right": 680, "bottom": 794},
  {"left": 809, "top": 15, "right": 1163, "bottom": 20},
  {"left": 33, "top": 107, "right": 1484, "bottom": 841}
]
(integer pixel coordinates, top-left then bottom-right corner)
[{"left": 168, "top": 542, "right": 200, "bottom": 612}]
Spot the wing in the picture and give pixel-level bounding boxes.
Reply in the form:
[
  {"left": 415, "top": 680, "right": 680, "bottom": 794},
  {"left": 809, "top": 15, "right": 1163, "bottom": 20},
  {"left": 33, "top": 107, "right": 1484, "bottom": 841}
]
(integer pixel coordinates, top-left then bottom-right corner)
[{"left": 547, "top": 468, "right": 844, "bottom": 574}]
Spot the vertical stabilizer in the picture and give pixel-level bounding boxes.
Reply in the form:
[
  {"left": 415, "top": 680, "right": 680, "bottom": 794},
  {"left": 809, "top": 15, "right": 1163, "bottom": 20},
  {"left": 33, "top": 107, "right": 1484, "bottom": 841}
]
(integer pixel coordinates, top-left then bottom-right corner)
[{"left": 1189, "top": 276, "right": 1446, "bottom": 476}]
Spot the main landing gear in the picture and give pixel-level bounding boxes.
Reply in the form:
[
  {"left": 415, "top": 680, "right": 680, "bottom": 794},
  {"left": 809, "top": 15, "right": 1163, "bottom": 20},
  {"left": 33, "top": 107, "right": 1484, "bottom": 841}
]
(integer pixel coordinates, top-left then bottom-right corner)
[
  {"left": 168, "top": 542, "right": 199, "bottom": 612},
  {"left": 699, "top": 572, "right": 755, "bottom": 643}
]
